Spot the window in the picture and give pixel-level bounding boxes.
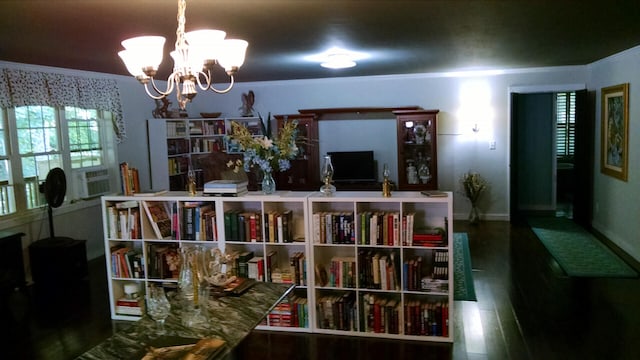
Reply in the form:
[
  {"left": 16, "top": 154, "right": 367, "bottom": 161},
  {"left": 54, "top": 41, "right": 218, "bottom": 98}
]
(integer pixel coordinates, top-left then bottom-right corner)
[
  {"left": 0, "top": 105, "right": 115, "bottom": 216},
  {"left": 0, "top": 110, "right": 15, "bottom": 215},
  {"left": 556, "top": 92, "right": 575, "bottom": 159},
  {"left": 66, "top": 107, "right": 103, "bottom": 169}
]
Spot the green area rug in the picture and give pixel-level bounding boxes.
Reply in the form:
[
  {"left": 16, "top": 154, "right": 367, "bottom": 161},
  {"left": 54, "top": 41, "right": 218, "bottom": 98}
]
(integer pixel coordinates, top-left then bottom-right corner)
[
  {"left": 454, "top": 232, "right": 477, "bottom": 301},
  {"left": 528, "top": 217, "right": 637, "bottom": 278}
]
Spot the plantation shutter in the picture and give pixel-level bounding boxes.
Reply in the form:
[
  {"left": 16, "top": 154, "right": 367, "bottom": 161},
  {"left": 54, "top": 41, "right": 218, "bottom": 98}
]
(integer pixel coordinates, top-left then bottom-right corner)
[{"left": 556, "top": 92, "right": 575, "bottom": 158}]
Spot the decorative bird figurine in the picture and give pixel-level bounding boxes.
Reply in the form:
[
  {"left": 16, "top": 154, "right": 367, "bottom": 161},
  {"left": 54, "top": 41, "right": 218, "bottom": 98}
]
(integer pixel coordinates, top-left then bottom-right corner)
[{"left": 240, "top": 90, "right": 255, "bottom": 116}]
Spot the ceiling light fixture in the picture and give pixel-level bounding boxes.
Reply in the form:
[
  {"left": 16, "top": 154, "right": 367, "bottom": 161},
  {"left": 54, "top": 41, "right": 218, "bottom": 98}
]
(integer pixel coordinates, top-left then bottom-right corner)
[
  {"left": 118, "top": 0, "right": 248, "bottom": 109},
  {"left": 321, "top": 52, "right": 357, "bottom": 69}
]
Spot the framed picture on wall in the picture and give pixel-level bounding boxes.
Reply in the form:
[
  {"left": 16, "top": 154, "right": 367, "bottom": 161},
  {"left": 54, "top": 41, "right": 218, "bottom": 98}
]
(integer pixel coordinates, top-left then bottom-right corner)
[{"left": 600, "top": 83, "right": 629, "bottom": 181}]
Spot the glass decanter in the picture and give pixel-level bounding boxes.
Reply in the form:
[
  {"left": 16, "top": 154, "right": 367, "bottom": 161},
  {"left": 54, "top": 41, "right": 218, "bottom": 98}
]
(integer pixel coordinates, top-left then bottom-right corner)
[{"left": 177, "top": 245, "right": 209, "bottom": 326}]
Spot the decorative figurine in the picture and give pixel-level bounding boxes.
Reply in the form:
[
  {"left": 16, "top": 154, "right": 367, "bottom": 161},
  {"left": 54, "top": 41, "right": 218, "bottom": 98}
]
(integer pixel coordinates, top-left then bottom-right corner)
[
  {"left": 187, "top": 167, "right": 197, "bottom": 195},
  {"left": 239, "top": 90, "right": 255, "bottom": 117}
]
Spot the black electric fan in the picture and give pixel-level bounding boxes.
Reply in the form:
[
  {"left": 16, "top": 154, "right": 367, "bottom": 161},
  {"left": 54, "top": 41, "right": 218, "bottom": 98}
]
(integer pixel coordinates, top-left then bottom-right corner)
[{"left": 39, "top": 167, "right": 67, "bottom": 239}]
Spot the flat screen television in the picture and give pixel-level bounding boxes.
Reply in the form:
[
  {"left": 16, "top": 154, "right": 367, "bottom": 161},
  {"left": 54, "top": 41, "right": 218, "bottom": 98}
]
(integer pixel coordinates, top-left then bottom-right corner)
[{"left": 327, "top": 151, "right": 377, "bottom": 183}]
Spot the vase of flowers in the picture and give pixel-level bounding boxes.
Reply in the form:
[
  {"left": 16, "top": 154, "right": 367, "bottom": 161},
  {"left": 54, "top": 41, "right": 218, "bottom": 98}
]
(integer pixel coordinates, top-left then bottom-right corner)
[
  {"left": 459, "top": 171, "right": 488, "bottom": 225},
  {"left": 227, "top": 114, "right": 299, "bottom": 194}
]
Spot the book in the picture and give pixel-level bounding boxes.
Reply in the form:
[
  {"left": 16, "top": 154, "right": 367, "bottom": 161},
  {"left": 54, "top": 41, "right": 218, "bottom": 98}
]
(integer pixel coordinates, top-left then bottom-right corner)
[
  {"left": 204, "top": 179, "right": 249, "bottom": 190},
  {"left": 133, "top": 189, "right": 168, "bottom": 196},
  {"left": 204, "top": 189, "right": 249, "bottom": 197},
  {"left": 142, "top": 201, "right": 172, "bottom": 239},
  {"left": 203, "top": 185, "right": 248, "bottom": 194},
  {"left": 421, "top": 190, "right": 448, "bottom": 197}
]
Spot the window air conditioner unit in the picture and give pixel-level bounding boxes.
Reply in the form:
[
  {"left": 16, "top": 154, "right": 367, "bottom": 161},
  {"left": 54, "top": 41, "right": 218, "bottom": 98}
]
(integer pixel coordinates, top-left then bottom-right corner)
[{"left": 75, "top": 167, "right": 111, "bottom": 198}]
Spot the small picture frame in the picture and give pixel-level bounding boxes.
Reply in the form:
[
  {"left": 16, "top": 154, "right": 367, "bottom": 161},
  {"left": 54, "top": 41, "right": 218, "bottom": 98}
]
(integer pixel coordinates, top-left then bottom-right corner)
[{"left": 601, "top": 83, "right": 629, "bottom": 181}]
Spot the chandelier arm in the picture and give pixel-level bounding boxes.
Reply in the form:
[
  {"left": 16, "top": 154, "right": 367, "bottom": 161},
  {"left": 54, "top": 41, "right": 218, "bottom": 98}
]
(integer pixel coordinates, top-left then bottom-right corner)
[
  {"left": 143, "top": 83, "right": 169, "bottom": 100},
  {"left": 148, "top": 75, "right": 177, "bottom": 97},
  {"left": 207, "top": 74, "right": 235, "bottom": 94},
  {"left": 194, "top": 71, "right": 213, "bottom": 91}
]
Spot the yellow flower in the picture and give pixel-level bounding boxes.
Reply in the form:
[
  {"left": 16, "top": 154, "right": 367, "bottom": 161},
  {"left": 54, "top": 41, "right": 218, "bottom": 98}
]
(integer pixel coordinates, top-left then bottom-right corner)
[{"left": 227, "top": 119, "right": 299, "bottom": 174}]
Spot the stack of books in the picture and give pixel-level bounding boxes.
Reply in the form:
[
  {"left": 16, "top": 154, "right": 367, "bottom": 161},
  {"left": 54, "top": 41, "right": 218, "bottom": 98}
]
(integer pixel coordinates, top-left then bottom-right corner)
[
  {"left": 115, "top": 297, "right": 144, "bottom": 316},
  {"left": 203, "top": 179, "right": 248, "bottom": 197}
]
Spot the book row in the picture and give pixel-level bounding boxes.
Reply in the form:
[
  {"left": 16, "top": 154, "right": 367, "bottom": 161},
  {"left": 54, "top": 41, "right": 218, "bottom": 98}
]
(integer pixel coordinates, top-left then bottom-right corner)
[
  {"left": 317, "top": 292, "right": 449, "bottom": 337},
  {"left": 316, "top": 292, "right": 357, "bottom": 331},
  {"left": 267, "top": 295, "right": 309, "bottom": 328},
  {"left": 224, "top": 210, "right": 295, "bottom": 243},
  {"left": 191, "top": 137, "right": 225, "bottom": 153},
  {"left": 181, "top": 202, "right": 218, "bottom": 241},
  {"left": 110, "top": 244, "right": 145, "bottom": 279},
  {"left": 404, "top": 251, "right": 449, "bottom": 292},
  {"left": 119, "top": 162, "right": 141, "bottom": 196},
  {"left": 227, "top": 250, "right": 307, "bottom": 287},
  {"left": 357, "top": 250, "right": 401, "bottom": 291},
  {"left": 312, "top": 211, "right": 447, "bottom": 247},
  {"left": 167, "top": 155, "right": 189, "bottom": 175},
  {"left": 106, "top": 200, "right": 141, "bottom": 239},
  {"left": 111, "top": 199, "right": 446, "bottom": 249}
]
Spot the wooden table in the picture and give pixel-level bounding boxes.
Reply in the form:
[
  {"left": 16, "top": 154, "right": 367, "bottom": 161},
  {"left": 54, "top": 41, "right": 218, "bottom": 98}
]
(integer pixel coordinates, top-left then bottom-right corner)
[{"left": 77, "top": 282, "right": 294, "bottom": 359}]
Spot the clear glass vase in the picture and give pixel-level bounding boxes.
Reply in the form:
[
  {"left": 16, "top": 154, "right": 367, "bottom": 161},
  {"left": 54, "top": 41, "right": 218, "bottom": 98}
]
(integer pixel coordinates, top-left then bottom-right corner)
[
  {"left": 468, "top": 204, "right": 480, "bottom": 224},
  {"left": 261, "top": 170, "right": 276, "bottom": 194}
]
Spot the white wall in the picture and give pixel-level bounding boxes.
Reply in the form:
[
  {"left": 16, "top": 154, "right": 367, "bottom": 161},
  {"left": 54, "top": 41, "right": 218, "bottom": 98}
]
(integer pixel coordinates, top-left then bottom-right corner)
[
  {"left": 180, "top": 67, "right": 588, "bottom": 221},
  {"left": 588, "top": 46, "right": 640, "bottom": 261}
]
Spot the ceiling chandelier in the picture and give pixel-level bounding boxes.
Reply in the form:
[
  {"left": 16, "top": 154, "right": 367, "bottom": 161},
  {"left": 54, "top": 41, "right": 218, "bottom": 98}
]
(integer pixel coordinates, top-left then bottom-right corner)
[{"left": 118, "top": 0, "right": 248, "bottom": 109}]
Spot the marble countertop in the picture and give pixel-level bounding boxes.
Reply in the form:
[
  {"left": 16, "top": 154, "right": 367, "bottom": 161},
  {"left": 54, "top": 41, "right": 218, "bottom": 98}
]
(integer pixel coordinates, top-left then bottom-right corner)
[{"left": 77, "top": 282, "right": 294, "bottom": 360}]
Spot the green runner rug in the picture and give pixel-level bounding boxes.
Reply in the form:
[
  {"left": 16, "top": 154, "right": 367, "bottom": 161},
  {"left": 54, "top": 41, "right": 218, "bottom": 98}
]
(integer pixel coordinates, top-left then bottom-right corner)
[
  {"left": 528, "top": 217, "right": 637, "bottom": 278},
  {"left": 454, "top": 232, "right": 477, "bottom": 301}
]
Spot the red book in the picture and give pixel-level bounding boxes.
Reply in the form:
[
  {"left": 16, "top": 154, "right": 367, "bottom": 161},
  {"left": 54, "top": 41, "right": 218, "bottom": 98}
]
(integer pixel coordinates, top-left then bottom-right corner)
[
  {"left": 249, "top": 214, "right": 257, "bottom": 242},
  {"left": 387, "top": 214, "right": 393, "bottom": 246},
  {"left": 373, "top": 301, "right": 382, "bottom": 333}
]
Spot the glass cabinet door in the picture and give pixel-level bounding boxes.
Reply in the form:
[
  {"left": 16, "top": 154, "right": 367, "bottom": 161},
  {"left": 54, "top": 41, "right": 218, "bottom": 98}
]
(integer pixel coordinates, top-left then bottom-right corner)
[{"left": 394, "top": 110, "right": 439, "bottom": 190}]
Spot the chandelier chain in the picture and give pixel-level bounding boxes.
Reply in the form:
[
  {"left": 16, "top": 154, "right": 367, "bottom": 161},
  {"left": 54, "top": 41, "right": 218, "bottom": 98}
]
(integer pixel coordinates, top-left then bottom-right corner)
[{"left": 176, "top": 0, "right": 187, "bottom": 50}]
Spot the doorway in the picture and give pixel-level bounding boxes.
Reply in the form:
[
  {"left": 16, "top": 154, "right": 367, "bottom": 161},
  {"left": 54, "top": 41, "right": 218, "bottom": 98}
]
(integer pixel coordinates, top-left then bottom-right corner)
[{"left": 510, "top": 89, "right": 593, "bottom": 227}]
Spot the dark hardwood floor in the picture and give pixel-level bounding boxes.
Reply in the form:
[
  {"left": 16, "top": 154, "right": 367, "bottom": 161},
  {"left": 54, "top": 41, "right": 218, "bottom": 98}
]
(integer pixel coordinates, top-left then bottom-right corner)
[{"left": 2, "top": 220, "right": 640, "bottom": 360}]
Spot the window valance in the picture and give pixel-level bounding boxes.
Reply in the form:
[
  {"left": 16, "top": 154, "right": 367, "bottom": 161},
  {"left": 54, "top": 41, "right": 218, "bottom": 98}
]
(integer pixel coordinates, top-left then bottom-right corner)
[{"left": 0, "top": 68, "right": 125, "bottom": 142}]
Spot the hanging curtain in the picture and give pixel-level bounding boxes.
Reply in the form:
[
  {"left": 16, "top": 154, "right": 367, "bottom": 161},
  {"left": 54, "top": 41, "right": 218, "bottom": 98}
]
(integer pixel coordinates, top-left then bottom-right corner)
[{"left": 0, "top": 68, "right": 126, "bottom": 142}]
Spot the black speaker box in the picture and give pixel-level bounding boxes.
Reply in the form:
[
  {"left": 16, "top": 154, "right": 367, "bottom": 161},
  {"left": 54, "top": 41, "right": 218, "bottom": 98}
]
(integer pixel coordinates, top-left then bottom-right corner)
[{"left": 29, "top": 237, "right": 88, "bottom": 288}]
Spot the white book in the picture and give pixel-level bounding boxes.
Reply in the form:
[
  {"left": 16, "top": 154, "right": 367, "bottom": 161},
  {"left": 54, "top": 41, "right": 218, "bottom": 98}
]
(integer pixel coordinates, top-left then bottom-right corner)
[
  {"left": 312, "top": 213, "right": 321, "bottom": 244},
  {"left": 379, "top": 255, "right": 388, "bottom": 290},
  {"left": 372, "top": 253, "right": 380, "bottom": 287},
  {"left": 370, "top": 213, "right": 378, "bottom": 245},
  {"left": 277, "top": 215, "right": 284, "bottom": 243}
]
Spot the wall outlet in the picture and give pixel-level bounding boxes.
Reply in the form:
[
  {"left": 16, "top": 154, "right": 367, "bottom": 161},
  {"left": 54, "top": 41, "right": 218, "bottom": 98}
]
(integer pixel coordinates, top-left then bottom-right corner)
[{"left": 489, "top": 141, "right": 496, "bottom": 150}]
